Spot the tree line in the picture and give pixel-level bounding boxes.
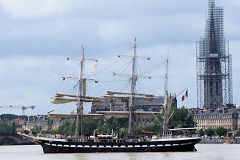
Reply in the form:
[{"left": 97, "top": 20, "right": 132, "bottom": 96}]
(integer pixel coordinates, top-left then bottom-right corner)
[
  {"left": 0, "top": 122, "right": 17, "bottom": 133},
  {"left": 37, "top": 107, "right": 196, "bottom": 136},
  {"left": 3, "top": 107, "right": 239, "bottom": 137},
  {"left": 0, "top": 114, "right": 27, "bottom": 133},
  {"left": 202, "top": 127, "right": 240, "bottom": 137},
  {"left": 0, "top": 114, "right": 27, "bottom": 121}
]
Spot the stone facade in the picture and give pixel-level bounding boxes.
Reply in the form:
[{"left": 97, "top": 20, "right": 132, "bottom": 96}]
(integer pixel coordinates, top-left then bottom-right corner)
[
  {"left": 22, "top": 115, "right": 62, "bottom": 131},
  {"left": 91, "top": 97, "right": 168, "bottom": 127},
  {"left": 91, "top": 97, "right": 165, "bottom": 113},
  {"left": 189, "top": 105, "right": 239, "bottom": 131}
]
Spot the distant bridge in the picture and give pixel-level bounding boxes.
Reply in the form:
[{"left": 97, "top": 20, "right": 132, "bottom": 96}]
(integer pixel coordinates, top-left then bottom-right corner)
[{"left": 0, "top": 132, "right": 35, "bottom": 145}]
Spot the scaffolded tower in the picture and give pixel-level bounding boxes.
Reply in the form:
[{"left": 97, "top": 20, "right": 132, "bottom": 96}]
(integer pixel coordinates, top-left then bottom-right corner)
[{"left": 196, "top": 0, "right": 233, "bottom": 110}]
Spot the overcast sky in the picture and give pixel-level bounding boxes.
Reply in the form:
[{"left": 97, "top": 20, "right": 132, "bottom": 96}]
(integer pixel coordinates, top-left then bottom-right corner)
[{"left": 0, "top": 0, "right": 240, "bottom": 115}]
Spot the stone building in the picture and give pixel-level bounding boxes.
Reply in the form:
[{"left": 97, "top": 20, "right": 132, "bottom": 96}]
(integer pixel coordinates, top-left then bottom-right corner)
[
  {"left": 91, "top": 97, "right": 165, "bottom": 113},
  {"left": 22, "top": 115, "right": 62, "bottom": 131},
  {"left": 189, "top": 105, "right": 239, "bottom": 131},
  {"left": 91, "top": 96, "right": 177, "bottom": 127}
]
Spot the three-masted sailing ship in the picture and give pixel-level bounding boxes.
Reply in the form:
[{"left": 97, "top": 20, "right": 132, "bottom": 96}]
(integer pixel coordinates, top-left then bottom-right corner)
[{"left": 21, "top": 39, "right": 201, "bottom": 153}]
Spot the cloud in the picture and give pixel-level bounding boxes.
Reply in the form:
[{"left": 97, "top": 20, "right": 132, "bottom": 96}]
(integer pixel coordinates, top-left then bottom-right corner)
[
  {"left": 97, "top": 21, "right": 130, "bottom": 43},
  {"left": 96, "top": 12, "right": 204, "bottom": 46},
  {"left": 225, "top": 20, "right": 240, "bottom": 40},
  {"left": 0, "top": 42, "right": 197, "bottom": 115},
  {"left": 0, "top": 0, "right": 205, "bottom": 20},
  {"left": 1, "top": 39, "right": 240, "bottom": 115},
  {"left": 0, "top": 0, "right": 67, "bottom": 19},
  {"left": 135, "top": 43, "right": 197, "bottom": 107},
  {"left": 229, "top": 0, "right": 240, "bottom": 7},
  {"left": 0, "top": 0, "right": 239, "bottom": 115},
  {"left": 0, "top": 55, "right": 74, "bottom": 115}
]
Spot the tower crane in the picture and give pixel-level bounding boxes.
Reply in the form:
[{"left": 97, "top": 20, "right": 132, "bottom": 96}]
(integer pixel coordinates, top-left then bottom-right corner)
[{"left": 0, "top": 105, "right": 35, "bottom": 115}]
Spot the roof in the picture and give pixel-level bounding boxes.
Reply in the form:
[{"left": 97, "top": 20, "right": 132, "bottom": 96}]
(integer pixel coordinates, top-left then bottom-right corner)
[{"left": 194, "top": 109, "right": 240, "bottom": 116}]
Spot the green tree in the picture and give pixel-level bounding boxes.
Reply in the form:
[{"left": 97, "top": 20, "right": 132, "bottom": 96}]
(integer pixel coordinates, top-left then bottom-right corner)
[
  {"left": 236, "top": 129, "right": 240, "bottom": 137},
  {"left": 55, "top": 119, "right": 103, "bottom": 135},
  {"left": 0, "top": 114, "right": 18, "bottom": 121},
  {"left": 81, "top": 118, "right": 103, "bottom": 134},
  {"left": 42, "top": 129, "right": 55, "bottom": 135},
  {"left": 205, "top": 128, "right": 215, "bottom": 137},
  {"left": 31, "top": 125, "right": 41, "bottom": 136},
  {"left": 52, "top": 107, "right": 196, "bottom": 136},
  {"left": 168, "top": 107, "right": 196, "bottom": 128},
  {"left": 97, "top": 118, "right": 128, "bottom": 134},
  {"left": 18, "top": 115, "right": 28, "bottom": 120},
  {"left": 58, "top": 120, "right": 75, "bottom": 135},
  {"left": 198, "top": 129, "right": 204, "bottom": 136},
  {"left": 0, "top": 122, "right": 17, "bottom": 133},
  {"left": 55, "top": 128, "right": 60, "bottom": 134},
  {"left": 132, "top": 122, "right": 162, "bottom": 135},
  {"left": 131, "top": 107, "right": 196, "bottom": 135},
  {"left": 215, "top": 127, "right": 227, "bottom": 136}
]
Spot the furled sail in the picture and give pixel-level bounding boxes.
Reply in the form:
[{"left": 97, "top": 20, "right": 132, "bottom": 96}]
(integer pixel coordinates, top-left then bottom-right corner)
[
  {"left": 52, "top": 97, "right": 77, "bottom": 104},
  {"left": 103, "top": 96, "right": 155, "bottom": 102},
  {"left": 52, "top": 93, "right": 100, "bottom": 104},
  {"left": 107, "top": 91, "right": 154, "bottom": 97}
]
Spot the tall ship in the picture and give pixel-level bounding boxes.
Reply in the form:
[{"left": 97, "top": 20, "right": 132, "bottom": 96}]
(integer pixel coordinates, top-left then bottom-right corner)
[{"left": 20, "top": 39, "right": 201, "bottom": 153}]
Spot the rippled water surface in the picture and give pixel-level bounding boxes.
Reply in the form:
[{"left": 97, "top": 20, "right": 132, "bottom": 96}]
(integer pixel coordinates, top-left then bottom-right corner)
[{"left": 0, "top": 144, "right": 239, "bottom": 160}]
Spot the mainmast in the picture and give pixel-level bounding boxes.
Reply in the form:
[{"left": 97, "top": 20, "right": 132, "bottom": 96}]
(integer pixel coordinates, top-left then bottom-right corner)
[
  {"left": 75, "top": 46, "right": 85, "bottom": 139},
  {"left": 128, "top": 38, "right": 137, "bottom": 135},
  {"left": 113, "top": 38, "right": 150, "bottom": 135}
]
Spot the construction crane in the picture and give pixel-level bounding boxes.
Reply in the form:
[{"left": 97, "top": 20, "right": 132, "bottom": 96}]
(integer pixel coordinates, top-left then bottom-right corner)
[{"left": 0, "top": 105, "right": 35, "bottom": 115}]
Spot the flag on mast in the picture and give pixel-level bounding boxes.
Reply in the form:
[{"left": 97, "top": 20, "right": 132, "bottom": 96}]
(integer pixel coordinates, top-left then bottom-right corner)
[{"left": 182, "top": 90, "right": 188, "bottom": 101}]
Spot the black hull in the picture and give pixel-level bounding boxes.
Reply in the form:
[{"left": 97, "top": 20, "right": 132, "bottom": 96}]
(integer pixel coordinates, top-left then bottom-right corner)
[{"left": 38, "top": 138, "right": 201, "bottom": 153}]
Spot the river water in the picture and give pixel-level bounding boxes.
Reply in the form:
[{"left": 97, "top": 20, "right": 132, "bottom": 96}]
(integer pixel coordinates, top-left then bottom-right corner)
[{"left": 0, "top": 144, "right": 239, "bottom": 160}]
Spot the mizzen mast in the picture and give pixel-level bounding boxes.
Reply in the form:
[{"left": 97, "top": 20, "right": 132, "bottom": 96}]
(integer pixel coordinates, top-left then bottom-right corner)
[
  {"left": 162, "top": 56, "right": 170, "bottom": 132},
  {"left": 162, "top": 57, "right": 188, "bottom": 133},
  {"left": 75, "top": 46, "right": 85, "bottom": 139}
]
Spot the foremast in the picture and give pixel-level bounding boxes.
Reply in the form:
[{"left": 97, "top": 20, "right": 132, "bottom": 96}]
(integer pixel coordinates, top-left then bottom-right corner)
[{"left": 54, "top": 46, "right": 98, "bottom": 141}]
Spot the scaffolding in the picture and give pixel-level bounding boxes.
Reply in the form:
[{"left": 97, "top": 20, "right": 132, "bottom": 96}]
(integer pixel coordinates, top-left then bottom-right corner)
[{"left": 196, "top": 0, "right": 233, "bottom": 109}]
